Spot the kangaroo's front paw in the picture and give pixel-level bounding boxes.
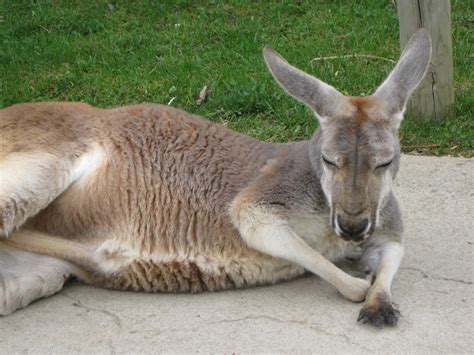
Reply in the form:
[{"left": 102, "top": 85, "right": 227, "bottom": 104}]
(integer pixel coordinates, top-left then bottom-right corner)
[
  {"left": 340, "top": 276, "right": 371, "bottom": 303},
  {"left": 357, "top": 292, "right": 400, "bottom": 327}
]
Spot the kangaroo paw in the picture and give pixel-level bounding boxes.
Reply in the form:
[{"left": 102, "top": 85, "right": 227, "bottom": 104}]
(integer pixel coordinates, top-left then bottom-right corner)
[{"left": 357, "top": 292, "right": 400, "bottom": 327}]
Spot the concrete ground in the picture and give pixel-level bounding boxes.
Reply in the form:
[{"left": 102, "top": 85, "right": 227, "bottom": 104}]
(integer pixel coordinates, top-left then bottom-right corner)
[{"left": 1, "top": 155, "right": 473, "bottom": 353}]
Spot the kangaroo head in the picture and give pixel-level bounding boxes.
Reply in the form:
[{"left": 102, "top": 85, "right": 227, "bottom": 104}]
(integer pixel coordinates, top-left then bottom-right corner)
[{"left": 264, "top": 29, "right": 431, "bottom": 242}]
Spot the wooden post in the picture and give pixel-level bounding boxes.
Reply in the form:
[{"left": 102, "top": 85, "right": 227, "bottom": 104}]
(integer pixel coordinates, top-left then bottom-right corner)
[{"left": 397, "top": 0, "right": 454, "bottom": 121}]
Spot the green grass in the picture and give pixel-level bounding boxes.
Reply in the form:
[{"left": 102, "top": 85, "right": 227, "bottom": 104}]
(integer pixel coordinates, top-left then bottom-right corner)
[{"left": 1, "top": 0, "right": 472, "bottom": 156}]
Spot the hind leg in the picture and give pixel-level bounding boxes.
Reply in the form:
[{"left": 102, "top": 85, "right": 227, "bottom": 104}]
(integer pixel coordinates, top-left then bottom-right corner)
[
  {"left": 0, "top": 151, "right": 73, "bottom": 236},
  {"left": 0, "top": 243, "right": 81, "bottom": 316},
  {"left": 0, "top": 148, "right": 104, "bottom": 236}
]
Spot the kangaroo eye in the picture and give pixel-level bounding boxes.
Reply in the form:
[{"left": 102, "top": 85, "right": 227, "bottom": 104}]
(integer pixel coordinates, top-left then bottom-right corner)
[
  {"left": 322, "top": 156, "right": 337, "bottom": 167},
  {"left": 376, "top": 160, "right": 393, "bottom": 169}
]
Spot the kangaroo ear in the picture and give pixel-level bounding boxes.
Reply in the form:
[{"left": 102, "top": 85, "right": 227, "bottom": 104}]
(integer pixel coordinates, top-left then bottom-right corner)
[
  {"left": 373, "top": 29, "right": 432, "bottom": 117},
  {"left": 263, "top": 47, "right": 345, "bottom": 124}
]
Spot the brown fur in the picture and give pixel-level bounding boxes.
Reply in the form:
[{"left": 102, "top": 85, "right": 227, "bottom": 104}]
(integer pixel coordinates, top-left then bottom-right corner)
[
  {"left": 1, "top": 102, "right": 301, "bottom": 290},
  {"left": 349, "top": 96, "right": 377, "bottom": 117}
]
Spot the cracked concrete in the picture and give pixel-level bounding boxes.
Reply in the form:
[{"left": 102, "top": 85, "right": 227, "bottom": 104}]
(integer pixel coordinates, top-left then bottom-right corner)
[
  {"left": 1, "top": 155, "right": 472, "bottom": 353},
  {"left": 401, "top": 267, "right": 473, "bottom": 285},
  {"left": 61, "top": 292, "right": 123, "bottom": 329}
]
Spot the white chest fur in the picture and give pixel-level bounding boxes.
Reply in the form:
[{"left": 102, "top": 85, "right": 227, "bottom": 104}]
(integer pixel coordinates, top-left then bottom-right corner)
[{"left": 287, "top": 213, "right": 361, "bottom": 262}]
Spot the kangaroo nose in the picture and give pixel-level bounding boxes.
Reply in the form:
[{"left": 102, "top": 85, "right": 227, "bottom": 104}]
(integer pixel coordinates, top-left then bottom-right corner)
[{"left": 337, "top": 216, "right": 369, "bottom": 241}]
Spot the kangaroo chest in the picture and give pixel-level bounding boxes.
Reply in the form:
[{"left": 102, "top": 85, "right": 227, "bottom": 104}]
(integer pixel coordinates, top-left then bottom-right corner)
[{"left": 288, "top": 213, "right": 360, "bottom": 262}]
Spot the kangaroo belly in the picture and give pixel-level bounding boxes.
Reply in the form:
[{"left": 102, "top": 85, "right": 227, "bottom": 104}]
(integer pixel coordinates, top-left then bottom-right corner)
[{"left": 91, "top": 253, "right": 305, "bottom": 293}]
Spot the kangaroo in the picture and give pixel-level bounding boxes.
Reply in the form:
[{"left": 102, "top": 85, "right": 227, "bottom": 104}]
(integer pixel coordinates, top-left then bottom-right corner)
[{"left": 0, "top": 30, "right": 431, "bottom": 326}]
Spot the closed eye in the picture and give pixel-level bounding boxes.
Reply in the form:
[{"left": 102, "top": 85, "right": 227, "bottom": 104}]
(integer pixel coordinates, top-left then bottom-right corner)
[
  {"left": 322, "top": 155, "right": 337, "bottom": 167},
  {"left": 376, "top": 160, "right": 393, "bottom": 169}
]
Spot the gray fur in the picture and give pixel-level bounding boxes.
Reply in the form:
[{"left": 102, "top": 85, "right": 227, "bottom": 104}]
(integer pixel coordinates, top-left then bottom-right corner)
[
  {"left": 374, "top": 29, "right": 432, "bottom": 115},
  {"left": 263, "top": 47, "right": 345, "bottom": 122}
]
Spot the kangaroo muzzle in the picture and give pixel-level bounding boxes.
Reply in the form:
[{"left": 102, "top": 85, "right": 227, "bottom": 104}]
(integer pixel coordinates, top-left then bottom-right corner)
[{"left": 334, "top": 210, "right": 372, "bottom": 242}]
